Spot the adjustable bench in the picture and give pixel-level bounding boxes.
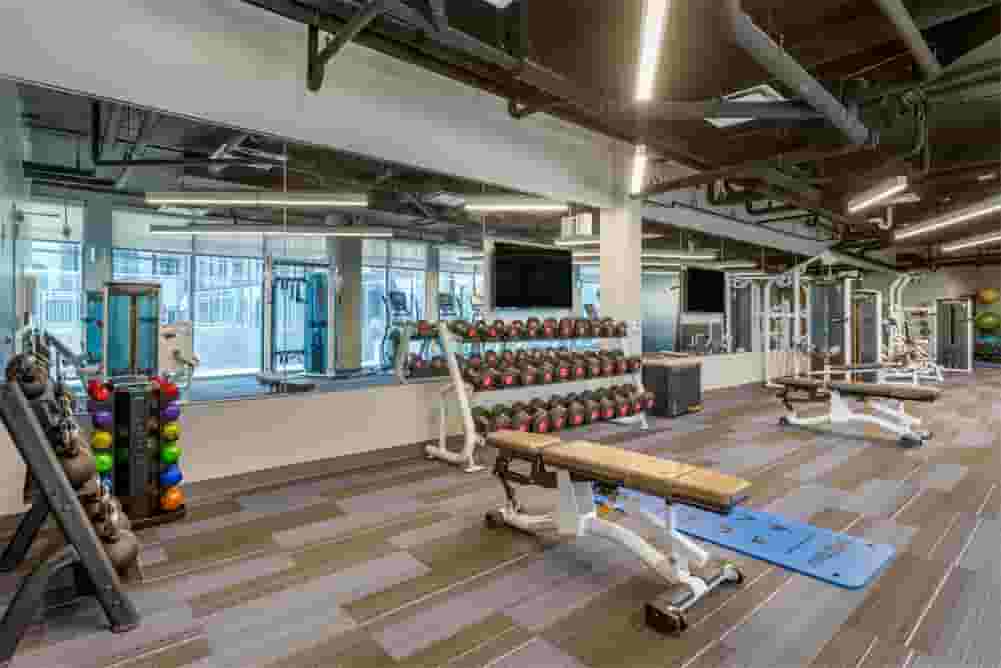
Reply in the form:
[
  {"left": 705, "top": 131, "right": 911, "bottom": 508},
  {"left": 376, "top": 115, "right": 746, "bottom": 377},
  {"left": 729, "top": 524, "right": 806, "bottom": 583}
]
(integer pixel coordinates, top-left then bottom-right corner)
[
  {"left": 776, "top": 376, "right": 941, "bottom": 447},
  {"left": 485, "top": 431, "right": 751, "bottom": 634}
]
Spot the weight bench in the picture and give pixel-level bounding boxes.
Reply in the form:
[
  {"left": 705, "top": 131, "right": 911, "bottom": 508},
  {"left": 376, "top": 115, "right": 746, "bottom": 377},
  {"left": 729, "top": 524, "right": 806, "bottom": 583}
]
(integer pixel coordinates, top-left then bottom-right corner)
[
  {"left": 485, "top": 431, "right": 751, "bottom": 634},
  {"left": 776, "top": 376, "right": 941, "bottom": 447}
]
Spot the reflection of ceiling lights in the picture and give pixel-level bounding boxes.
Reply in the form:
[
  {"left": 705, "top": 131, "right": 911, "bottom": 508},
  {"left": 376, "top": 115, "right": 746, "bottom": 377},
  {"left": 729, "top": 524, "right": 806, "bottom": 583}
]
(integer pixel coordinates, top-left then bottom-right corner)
[
  {"left": 941, "top": 230, "right": 1001, "bottom": 253},
  {"left": 464, "top": 196, "right": 568, "bottom": 213},
  {"left": 423, "top": 192, "right": 466, "bottom": 207},
  {"left": 977, "top": 172, "right": 998, "bottom": 182},
  {"left": 715, "top": 260, "right": 759, "bottom": 270},
  {"left": 634, "top": 0, "right": 670, "bottom": 102},
  {"left": 895, "top": 193, "right": 1001, "bottom": 241},
  {"left": 149, "top": 223, "right": 392, "bottom": 237},
  {"left": 145, "top": 191, "right": 368, "bottom": 208},
  {"left": 554, "top": 233, "right": 664, "bottom": 247},
  {"left": 574, "top": 250, "right": 718, "bottom": 262},
  {"left": 846, "top": 175, "right": 909, "bottom": 214},
  {"left": 629, "top": 144, "right": 648, "bottom": 195}
]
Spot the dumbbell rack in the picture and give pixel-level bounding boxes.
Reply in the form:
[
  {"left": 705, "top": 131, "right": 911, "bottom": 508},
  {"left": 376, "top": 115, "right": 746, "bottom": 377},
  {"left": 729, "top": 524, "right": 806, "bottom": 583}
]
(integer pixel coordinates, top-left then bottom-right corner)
[
  {"left": 426, "top": 325, "right": 648, "bottom": 473},
  {"left": 391, "top": 324, "right": 450, "bottom": 384}
]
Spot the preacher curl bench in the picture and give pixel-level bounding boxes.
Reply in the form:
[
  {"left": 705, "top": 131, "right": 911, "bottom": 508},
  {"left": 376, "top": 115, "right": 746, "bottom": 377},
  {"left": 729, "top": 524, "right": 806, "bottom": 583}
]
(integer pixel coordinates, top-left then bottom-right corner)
[
  {"left": 485, "top": 431, "right": 751, "bottom": 634},
  {"left": 775, "top": 376, "right": 941, "bottom": 447}
]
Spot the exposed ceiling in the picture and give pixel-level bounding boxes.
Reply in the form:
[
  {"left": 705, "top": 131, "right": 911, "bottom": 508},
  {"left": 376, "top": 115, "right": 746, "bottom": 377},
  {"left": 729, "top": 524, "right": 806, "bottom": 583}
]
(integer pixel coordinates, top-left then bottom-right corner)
[
  {"left": 14, "top": 0, "right": 1001, "bottom": 270},
  {"left": 238, "top": 0, "right": 999, "bottom": 268}
]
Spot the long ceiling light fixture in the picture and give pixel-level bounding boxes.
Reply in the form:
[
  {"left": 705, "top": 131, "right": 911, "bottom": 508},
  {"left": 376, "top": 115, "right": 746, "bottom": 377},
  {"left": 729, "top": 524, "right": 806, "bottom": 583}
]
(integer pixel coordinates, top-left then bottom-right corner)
[
  {"left": 464, "top": 196, "right": 568, "bottom": 213},
  {"left": 634, "top": 0, "right": 671, "bottom": 102},
  {"left": 715, "top": 260, "right": 759, "bottom": 270},
  {"left": 845, "top": 175, "right": 909, "bottom": 214},
  {"left": 554, "top": 233, "right": 664, "bottom": 247},
  {"left": 895, "top": 192, "right": 1001, "bottom": 241},
  {"left": 629, "top": 144, "right": 648, "bottom": 195},
  {"left": 941, "top": 229, "right": 1001, "bottom": 253},
  {"left": 145, "top": 191, "right": 369, "bottom": 208},
  {"left": 149, "top": 223, "right": 392, "bottom": 238},
  {"left": 573, "top": 250, "right": 718, "bottom": 262}
]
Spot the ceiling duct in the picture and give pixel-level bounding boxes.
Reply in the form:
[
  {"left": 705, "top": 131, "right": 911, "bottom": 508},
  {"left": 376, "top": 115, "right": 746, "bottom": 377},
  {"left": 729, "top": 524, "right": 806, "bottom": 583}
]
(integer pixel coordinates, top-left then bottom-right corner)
[{"left": 722, "top": 0, "right": 874, "bottom": 146}]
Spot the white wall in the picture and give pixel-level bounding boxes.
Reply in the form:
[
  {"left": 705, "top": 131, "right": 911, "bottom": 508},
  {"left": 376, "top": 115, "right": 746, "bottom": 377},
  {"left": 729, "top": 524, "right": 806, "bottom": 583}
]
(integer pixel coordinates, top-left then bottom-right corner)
[
  {"left": 0, "top": 0, "right": 621, "bottom": 209},
  {"left": 0, "top": 380, "right": 463, "bottom": 518}
]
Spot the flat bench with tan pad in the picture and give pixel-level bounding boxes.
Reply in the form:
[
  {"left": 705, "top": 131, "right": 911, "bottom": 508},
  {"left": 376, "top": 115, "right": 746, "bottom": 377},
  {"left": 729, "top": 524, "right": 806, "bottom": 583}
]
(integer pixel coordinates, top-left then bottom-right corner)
[
  {"left": 775, "top": 376, "right": 940, "bottom": 447},
  {"left": 485, "top": 431, "right": 750, "bottom": 634}
]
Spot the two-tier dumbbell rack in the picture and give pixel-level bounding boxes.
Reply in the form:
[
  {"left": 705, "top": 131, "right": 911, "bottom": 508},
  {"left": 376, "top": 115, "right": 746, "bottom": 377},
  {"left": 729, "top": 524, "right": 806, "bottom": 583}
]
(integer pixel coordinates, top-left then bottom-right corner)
[{"left": 425, "top": 322, "right": 649, "bottom": 472}]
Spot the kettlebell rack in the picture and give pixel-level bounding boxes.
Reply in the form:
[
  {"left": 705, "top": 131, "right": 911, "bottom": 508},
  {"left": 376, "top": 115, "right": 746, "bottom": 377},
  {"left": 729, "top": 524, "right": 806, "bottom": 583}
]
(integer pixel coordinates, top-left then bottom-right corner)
[
  {"left": 425, "top": 318, "right": 649, "bottom": 473},
  {"left": 0, "top": 380, "right": 140, "bottom": 665}
]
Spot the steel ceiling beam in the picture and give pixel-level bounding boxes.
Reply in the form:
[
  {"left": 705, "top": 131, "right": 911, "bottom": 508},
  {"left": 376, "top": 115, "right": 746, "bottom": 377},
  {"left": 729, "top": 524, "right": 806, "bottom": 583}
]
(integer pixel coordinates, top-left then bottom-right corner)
[
  {"left": 636, "top": 144, "right": 870, "bottom": 198},
  {"left": 307, "top": 0, "right": 391, "bottom": 92}
]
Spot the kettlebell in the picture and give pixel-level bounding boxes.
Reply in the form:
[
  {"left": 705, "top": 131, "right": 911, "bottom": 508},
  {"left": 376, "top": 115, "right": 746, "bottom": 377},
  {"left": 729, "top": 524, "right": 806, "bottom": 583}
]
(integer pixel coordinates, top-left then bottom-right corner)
[
  {"left": 59, "top": 436, "right": 98, "bottom": 489},
  {"left": 103, "top": 528, "right": 140, "bottom": 574}
]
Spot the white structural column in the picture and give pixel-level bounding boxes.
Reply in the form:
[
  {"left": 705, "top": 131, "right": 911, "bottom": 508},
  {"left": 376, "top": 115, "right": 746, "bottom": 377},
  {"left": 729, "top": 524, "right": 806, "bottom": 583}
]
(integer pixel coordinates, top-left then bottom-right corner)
[
  {"left": 333, "top": 238, "right": 363, "bottom": 370},
  {"left": 600, "top": 200, "right": 643, "bottom": 349}
]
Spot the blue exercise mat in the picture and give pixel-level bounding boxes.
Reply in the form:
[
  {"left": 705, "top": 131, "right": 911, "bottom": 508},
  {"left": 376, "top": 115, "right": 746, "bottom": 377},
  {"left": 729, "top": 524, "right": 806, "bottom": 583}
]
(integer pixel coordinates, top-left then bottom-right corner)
[{"left": 596, "top": 489, "right": 895, "bottom": 589}]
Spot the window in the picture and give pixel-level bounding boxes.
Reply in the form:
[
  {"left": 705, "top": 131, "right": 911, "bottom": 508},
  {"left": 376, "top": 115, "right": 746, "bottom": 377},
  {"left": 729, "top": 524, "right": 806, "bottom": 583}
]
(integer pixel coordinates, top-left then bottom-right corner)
[
  {"left": 193, "top": 255, "right": 263, "bottom": 376},
  {"left": 578, "top": 266, "right": 600, "bottom": 317},
  {"left": 29, "top": 240, "right": 83, "bottom": 362},
  {"left": 112, "top": 249, "right": 191, "bottom": 325},
  {"left": 361, "top": 241, "right": 428, "bottom": 367}
]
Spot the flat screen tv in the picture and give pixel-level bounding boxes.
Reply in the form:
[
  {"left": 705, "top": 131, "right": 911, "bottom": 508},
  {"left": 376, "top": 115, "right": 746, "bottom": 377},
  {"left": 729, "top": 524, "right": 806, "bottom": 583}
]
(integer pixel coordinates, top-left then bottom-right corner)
[
  {"left": 493, "top": 242, "right": 573, "bottom": 309},
  {"left": 686, "top": 267, "right": 725, "bottom": 313}
]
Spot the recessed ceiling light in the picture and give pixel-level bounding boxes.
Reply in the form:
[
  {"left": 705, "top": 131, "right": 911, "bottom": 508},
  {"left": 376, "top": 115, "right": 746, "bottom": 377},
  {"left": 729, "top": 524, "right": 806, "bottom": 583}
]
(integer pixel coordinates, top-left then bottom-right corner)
[{"left": 705, "top": 84, "right": 786, "bottom": 128}]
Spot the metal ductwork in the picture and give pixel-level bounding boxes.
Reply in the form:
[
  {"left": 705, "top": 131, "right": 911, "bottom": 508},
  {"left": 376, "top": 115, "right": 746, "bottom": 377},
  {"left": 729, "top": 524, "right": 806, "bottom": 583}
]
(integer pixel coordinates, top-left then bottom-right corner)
[
  {"left": 872, "top": 0, "right": 942, "bottom": 80},
  {"left": 722, "top": 0, "right": 874, "bottom": 146}
]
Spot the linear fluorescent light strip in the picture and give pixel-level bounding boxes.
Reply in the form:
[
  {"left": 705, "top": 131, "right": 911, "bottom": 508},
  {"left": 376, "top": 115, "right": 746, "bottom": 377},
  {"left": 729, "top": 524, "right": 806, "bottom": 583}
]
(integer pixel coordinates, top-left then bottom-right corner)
[
  {"left": 629, "top": 145, "right": 648, "bottom": 195},
  {"left": 145, "top": 192, "right": 369, "bottom": 208},
  {"left": 555, "top": 232, "right": 664, "bottom": 247},
  {"left": 895, "top": 193, "right": 1001, "bottom": 241},
  {"left": 634, "top": 0, "right": 670, "bottom": 102},
  {"left": 149, "top": 224, "right": 392, "bottom": 237},
  {"left": 941, "top": 230, "right": 1001, "bottom": 253},
  {"left": 466, "top": 203, "right": 568, "bottom": 212},
  {"left": 846, "top": 176, "right": 909, "bottom": 214},
  {"left": 573, "top": 251, "right": 717, "bottom": 262}
]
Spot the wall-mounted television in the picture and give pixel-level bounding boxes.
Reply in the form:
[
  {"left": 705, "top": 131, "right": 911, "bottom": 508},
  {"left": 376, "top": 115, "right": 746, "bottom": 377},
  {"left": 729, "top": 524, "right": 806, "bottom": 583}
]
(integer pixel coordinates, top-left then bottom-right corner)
[
  {"left": 685, "top": 267, "right": 725, "bottom": 313},
  {"left": 493, "top": 242, "right": 573, "bottom": 309}
]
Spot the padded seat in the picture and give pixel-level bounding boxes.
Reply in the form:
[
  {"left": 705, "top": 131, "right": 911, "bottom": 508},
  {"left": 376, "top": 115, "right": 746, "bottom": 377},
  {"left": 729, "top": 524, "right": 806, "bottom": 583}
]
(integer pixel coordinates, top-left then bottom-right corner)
[
  {"left": 775, "top": 376, "right": 825, "bottom": 391},
  {"left": 486, "top": 431, "right": 562, "bottom": 457},
  {"left": 540, "top": 441, "right": 751, "bottom": 511},
  {"left": 829, "top": 381, "right": 940, "bottom": 402}
]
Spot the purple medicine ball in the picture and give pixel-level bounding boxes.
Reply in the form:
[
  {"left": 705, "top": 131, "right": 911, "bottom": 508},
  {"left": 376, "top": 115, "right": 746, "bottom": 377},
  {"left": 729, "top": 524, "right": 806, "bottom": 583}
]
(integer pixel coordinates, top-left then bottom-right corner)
[
  {"left": 160, "top": 401, "right": 181, "bottom": 421},
  {"left": 92, "top": 410, "right": 113, "bottom": 429}
]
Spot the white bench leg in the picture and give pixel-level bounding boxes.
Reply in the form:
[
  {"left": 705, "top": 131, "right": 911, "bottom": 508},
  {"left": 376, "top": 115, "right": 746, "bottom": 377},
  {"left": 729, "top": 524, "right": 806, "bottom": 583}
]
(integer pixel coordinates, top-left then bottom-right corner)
[{"left": 488, "top": 470, "right": 741, "bottom": 633}]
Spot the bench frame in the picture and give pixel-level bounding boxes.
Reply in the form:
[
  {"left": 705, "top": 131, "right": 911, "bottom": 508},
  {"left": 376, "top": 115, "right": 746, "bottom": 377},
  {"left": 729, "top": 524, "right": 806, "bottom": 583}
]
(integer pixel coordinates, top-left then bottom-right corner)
[
  {"left": 778, "top": 384, "right": 930, "bottom": 447},
  {"left": 486, "top": 447, "right": 743, "bottom": 633}
]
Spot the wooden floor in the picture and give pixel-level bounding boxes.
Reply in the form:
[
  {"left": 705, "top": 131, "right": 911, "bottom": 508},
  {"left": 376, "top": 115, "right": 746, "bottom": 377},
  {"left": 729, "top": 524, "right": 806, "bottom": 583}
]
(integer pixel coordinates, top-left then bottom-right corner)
[{"left": 3, "top": 370, "right": 1000, "bottom": 668}]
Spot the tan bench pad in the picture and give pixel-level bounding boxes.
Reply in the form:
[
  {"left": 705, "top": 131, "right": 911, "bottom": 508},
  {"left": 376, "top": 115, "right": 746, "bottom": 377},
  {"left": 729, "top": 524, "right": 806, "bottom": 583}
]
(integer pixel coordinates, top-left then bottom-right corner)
[
  {"left": 829, "top": 381, "right": 940, "bottom": 402},
  {"left": 486, "top": 432, "right": 562, "bottom": 457},
  {"left": 538, "top": 441, "right": 750, "bottom": 510}
]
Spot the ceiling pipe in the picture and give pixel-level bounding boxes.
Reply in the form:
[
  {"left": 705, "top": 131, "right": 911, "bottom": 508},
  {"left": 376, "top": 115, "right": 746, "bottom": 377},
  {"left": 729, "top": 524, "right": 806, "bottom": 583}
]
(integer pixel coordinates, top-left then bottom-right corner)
[
  {"left": 90, "top": 101, "right": 277, "bottom": 169},
  {"left": 722, "top": 0, "right": 874, "bottom": 146},
  {"left": 872, "top": 0, "right": 942, "bottom": 80}
]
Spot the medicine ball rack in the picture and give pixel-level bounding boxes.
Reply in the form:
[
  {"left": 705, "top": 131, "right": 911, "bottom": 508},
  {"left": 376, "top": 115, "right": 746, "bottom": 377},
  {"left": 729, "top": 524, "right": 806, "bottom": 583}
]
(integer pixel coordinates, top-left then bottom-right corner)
[{"left": 420, "top": 319, "right": 648, "bottom": 473}]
